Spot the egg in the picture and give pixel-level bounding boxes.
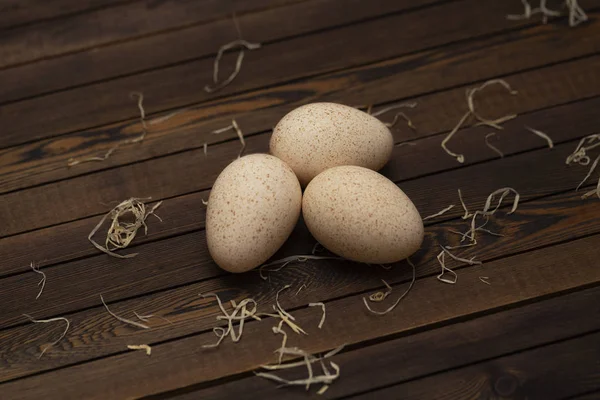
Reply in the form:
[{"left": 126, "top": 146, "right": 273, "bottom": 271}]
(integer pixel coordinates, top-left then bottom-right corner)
[
  {"left": 270, "top": 102, "right": 393, "bottom": 186},
  {"left": 206, "top": 154, "right": 302, "bottom": 273},
  {"left": 302, "top": 166, "right": 424, "bottom": 264}
]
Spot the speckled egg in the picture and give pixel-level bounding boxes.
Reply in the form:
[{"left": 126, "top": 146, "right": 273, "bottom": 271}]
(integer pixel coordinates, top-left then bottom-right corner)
[
  {"left": 270, "top": 102, "right": 393, "bottom": 186},
  {"left": 302, "top": 166, "right": 424, "bottom": 264},
  {"left": 206, "top": 154, "right": 302, "bottom": 273}
]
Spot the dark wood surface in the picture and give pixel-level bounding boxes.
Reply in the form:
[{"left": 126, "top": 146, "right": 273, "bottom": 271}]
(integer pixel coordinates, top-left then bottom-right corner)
[{"left": 1, "top": 1, "right": 599, "bottom": 399}]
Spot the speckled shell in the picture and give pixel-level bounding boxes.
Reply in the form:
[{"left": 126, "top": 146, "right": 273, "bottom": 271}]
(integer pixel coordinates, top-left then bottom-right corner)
[
  {"left": 270, "top": 102, "right": 393, "bottom": 186},
  {"left": 206, "top": 154, "right": 302, "bottom": 273},
  {"left": 302, "top": 166, "right": 424, "bottom": 264}
]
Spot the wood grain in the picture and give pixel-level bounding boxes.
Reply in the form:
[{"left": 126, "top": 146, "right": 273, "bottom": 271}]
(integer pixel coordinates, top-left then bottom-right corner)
[
  {"left": 0, "top": 0, "right": 442, "bottom": 104},
  {"left": 352, "top": 332, "right": 600, "bottom": 400},
  {"left": 0, "top": 0, "right": 549, "bottom": 149},
  {"left": 0, "top": 0, "right": 130, "bottom": 30},
  {"left": 2, "top": 233, "right": 599, "bottom": 399},
  {"left": 1, "top": 21, "right": 598, "bottom": 194},
  {"left": 0, "top": 0, "right": 304, "bottom": 70},
  {"left": 1, "top": 77, "right": 598, "bottom": 239},
  {"left": 1, "top": 186, "right": 599, "bottom": 382},
  {"left": 176, "top": 285, "right": 600, "bottom": 399},
  {"left": 1, "top": 94, "right": 599, "bottom": 277}
]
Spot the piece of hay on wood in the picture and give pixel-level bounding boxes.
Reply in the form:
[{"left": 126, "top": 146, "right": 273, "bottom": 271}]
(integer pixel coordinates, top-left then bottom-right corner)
[
  {"left": 88, "top": 198, "right": 162, "bottom": 258},
  {"left": 23, "top": 314, "right": 70, "bottom": 359}
]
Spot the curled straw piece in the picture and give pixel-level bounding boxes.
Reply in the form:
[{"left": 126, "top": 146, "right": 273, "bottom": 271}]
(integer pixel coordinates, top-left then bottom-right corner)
[
  {"left": 257, "top": 345, "right": 345, "bottom": 392},
  {"left": 101, "top": 295, "right": 150, "bottom": 329},
  {"left": 23, "top": 314, "right": 70, "bottom": 359},
  {"left": 201, "top": 293, "right": 261, "bottom": 348},
  {"left": 507, "top": 0, "right": 587, "bottom": 27},
  {"left": 485, "top": 132, "right": 504, "bottom": 158},
  {"left": 211, "top": 119, "right": 246, "bottom": 158},
  {"left": 371, "top": 102, "right": 418, "bottom": 130},
  {"left": 68, "top": 92, "right": 148, "bottom": 167},
  {"left": 436, "top": 251, "right": 457, "bottom": 284},
  {"left": 363, "top": 258, "right": 416, "bottom": 315},
  {"left": 88, "top": 198, "right": 162, "bottom": 259},
  {"left": 566, "top": 134, "right": 600, "bottom": 166},
  {"left": 443, "top": 80, "right": 518, "bottom": 163},
  {"left": 204, "top": 40, "right": 261, "bottom": 93},
  {"left": 422, "top": 204, "right": 455, "bottom": 221},
  {"left": 525, "top": 126, "right": 553, "bottom": 148},
  {"left": 30, "top": 262, "right": 46, "bottom": 300},
  {"left": 308, "top": 303, "right": 326, "bottom": 329},
  {"left": 127, "top": 344, "right": 151, "bottom": 356}
]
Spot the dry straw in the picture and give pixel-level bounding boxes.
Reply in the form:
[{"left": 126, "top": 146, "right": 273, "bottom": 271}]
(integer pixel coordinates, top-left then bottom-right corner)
[
  {"left": 256, "top": 345, "right": 345, "bottom": 393},
  {"left": 308, "top": 302, "right": 326, "bottom": 329},
  {"left": 101, "top": 295, "right": 150, "bottom": 329},
  {"left": 259, "top": 255, "right": 343, "bottom": 281},
  {"left": 422, "top": 205, "right": 455, "bottom": 221},
  {"left": 23, "top": 314, "right": 70, "bottom": 359},
  {"left": 201, "top": 293, "right": 261, "bottom": 348},
  {"left": 68, "top": 92, "right": 148, "bottom": 166},
  {"left": 485, "top": 132, "right": 504, "bottom": 158},
  {"left": 442, "top": 79, "right": 518, "bottom": 163},
  {"left": 30, "top": 262, "right": 46, "bottom": 300},
  {"left": 363, "top": 259, "right": 416, "bottom": 315},
  {"left": 127, "top": 344, "right": 151, "bottom": 356},
  {"left": 88, "top": 198, "right": 162, "bottom": 258},
  {"left": 211, "top": 119, "right": 246, "bottom": 158}
]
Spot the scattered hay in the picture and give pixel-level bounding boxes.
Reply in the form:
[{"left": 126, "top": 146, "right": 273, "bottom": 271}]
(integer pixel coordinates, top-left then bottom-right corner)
[
  {"left": 458, "top": 189, "right": 472, "bottom": 219},
  {"left": 363, "top": 259, "right": 416, "bottom": 315},
  {"left": 308, "top": 302, "right": 326, "bottom": 329},
  {"left": 442, "top": 111, "right": 471, "bottom": 163},
  {"left": 127, "top": 344, "right": 151, "bottom": 356},
  {"left": 23, "top": 314, "right": 70, "bottom": 359},
  {"left": 372, "top": 102, "right": 417, "bottom": 130},
  {"left": 479, "top": 276, "right": 491, "bottom": 285},
  {"left": 203, "top": 142, "right": 208, "bottom": 157},
  {"left": 576, "top": 155, "right": 600, "bottom": 191},
  {"left": 422, "top": 205, "right": 455, "bottom": 221},
  {"left": 507, "top": 0, "right": 587, "bottom": 26},
  {"left": 367, "top": 279, "right": 392, "bottom": 302},
  {"left": 68, "top": 93, "right": 148, "bottom": 167},
  {"left": 436, "top": 251, "right": 457, "bottom": 284},
  {"left": 443, "top": 80, "right": 517, "bottom": 163},
  {"left": 204, "top": 40, "right": 261, "bottom": 93},
  {"left": 311, "top": 242, "right": 324, "bottom": 255},
  {"left": 485, "top": 132, "right": 504, "bottom": 158},
  {"left": 101, "top": 295, "right": 150, "bottom": 329},
  {"left": 256, "top": 345, "right": 344, "bottom": 392},
  {"left": 30, "top": 262, "right": 46, "bottom": 300},
  {"left": 482, "top": 187, "right": 520, "bottom": 215},
  {"left": 272, "top": 285, "right": 307, "bottom": 335},
  {"left": 525, "top": 126, "right": 554, "bottom": 148},
  {"left": 202, "top": 198, "right": 209, "bottom": 206},
  {"left": 211, "top": 119, "right": 245, "bottom": 158},
  {"left": 581, "top": 174, "right": 600, "bottom": 200},
  {"left": 395, "top": 141, "right": 417, "bottom": 147},
  {"left": 566, "top": 134, "right": 600, "bottom": 166},
  {"left": 259, "top": 255, "right": 343, "bottom": 281},
  {"left": 467, "top": 79, "right": 518, "bottom": 130},
  {"left": 441, "top": 245, "right": 482, "bottom": 266},
  {"left": 133, "top": 311, "right": 173, "bottom": 325},
  {"left": 88, "top": 198, "right": 162, "bottom": 258},
  {"left": 201, "top": 293, "right": 261, "bottom": 348},
  {"left": 295, "top": 284, "right": 308, "bottom": 295}
]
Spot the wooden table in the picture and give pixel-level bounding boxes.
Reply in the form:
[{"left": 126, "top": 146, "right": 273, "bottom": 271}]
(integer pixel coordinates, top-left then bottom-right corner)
[{"left": 1, "top": 0, "right": 599, "bottom": 398}]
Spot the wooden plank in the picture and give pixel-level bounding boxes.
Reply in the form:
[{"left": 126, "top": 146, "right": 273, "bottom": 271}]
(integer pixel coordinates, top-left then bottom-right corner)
[
  {"left": 1, "top": 233, "right": 599, "bottom": 399},
  {"left": 1, "top": 93, "right": 598, "bottom": 277},
  {"left": 1, "top": 64, "right": 598, "bottom": 239},
  {"left": 0, "top": 0, "right": 304, "bottom": 70},
  {"left": 571, "top": 392, "right": 600, "bottom": 400},
  {"left": 2, "top": 20, "right": 598, "bottom": 193},
  {"left": 0, "top": 0, "right": 550, "bottom": 149},
  {"left": 177, "top": 286, "right": 600, "bottom": 399},
  {"left": 1, "top": 183, "right": 599, "bottom": 381},
  {"left": 0, "top": 0, "right": 442, "bottom": 104},
  {"left": 350, "top": 332, "right": 600, "bottom": 400},
  {"left": 0, "top": 0, "right": 130, "bottom": 30}
]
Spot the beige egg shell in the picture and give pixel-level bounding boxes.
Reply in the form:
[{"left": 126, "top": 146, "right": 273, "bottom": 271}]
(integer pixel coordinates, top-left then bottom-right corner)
[
  {"left": 302, "top": 166, "right": 424, "bottom": 264},
  {"left": 270, "top": 102, "right": 393, "bottom": 186},
  {"left": 206, "top": 154, "right": 302, "bottom": 273}
]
